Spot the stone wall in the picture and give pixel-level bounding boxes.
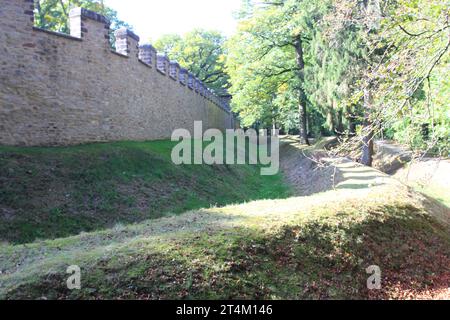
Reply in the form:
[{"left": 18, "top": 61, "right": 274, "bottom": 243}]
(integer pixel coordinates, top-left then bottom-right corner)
[{"left": 0, "top": 0, "right": 236, "bottom": 146}]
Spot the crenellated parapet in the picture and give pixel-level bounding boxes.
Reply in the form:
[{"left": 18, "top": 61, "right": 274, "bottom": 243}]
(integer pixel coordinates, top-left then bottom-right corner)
[
  {"left": 188, "top": 73, "right": 195, "bottom": 90},
  {"left": 0, "top": 0, "right": 235, "bottom": 146},
  {"left": 70, "top": 4, "right": 230, "bottom": 111},
  {"left": 156, "top": 53, "right": 170, "bottom": 74}
]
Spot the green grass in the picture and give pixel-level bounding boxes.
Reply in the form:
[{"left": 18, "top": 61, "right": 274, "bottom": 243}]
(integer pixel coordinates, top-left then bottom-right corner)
[
  {"left": 1, "top": 184, "right": 449, "bottom": 300},
  {"left": 415, "top": 185, "right": 450, "bottom": 208},
  {"left": 1, "top": 138, "right": 448, "bottom": 300},
  {"left": 0, "top": 140, "right": 291, "bottom": 244}
]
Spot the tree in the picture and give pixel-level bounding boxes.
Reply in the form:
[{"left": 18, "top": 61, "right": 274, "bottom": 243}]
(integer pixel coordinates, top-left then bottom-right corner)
[
  {"left": 229, "top": 0, "right": 448, "bottom": 162},
  {"left": 368, "top": 0, "right": 450, "bottom": 156},
  {"left": 304, "top": 18, "right": 367, "bottom": 137},
  {"left": 153, "top": 30, "right": 230, "bottom": 97},
  {"left": 226, "top": 24, "right": 296, "bottom": 130},
  {"left": 331, "top": 0, "right": 449, "bottom": 162},
  {"left": 310, "top": 0, "right": 382, "bottom": 165},
  {"left": 227, "top": 0, "right": 330, "bottom": 144},
  {"left": 34, "top": 0, "right": 131, "bottom": 33}
]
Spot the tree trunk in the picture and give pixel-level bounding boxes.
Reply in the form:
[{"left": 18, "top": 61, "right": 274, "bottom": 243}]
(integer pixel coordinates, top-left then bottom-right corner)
[
  {"left": 336, "top": 109, "right": 344, "bottom": 136},
  {"left": 361, "top": 126, "right": 374, "bottom": 166},
  {"left": 299, "top": 103, "right": 309, "bottom": 144},
  {"left": 360, "top": 88, "right": 374, "bottom": 166},
  {"left": 294, "top": 36, "right": 310, "bottom": 146},
  {"left": 326, "top": 109, "right": 335, "bottom": 134},
  {"left": 360, "top": 0, "right": 381, "bottom": 166},
  {"left": 348, "top": 111, "right": 357, "bottom": 137},
  {"left": 306, "top": 113, "right": 311, "bottom": 137}
]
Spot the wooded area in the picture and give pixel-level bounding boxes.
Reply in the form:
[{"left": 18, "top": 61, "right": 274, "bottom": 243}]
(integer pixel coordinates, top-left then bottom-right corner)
[
  {"left": 34, "top": 0, "right": 449, "bottom": 167},
  {"left": 225, "top": 0, "right": 449, "bottom": 165}
]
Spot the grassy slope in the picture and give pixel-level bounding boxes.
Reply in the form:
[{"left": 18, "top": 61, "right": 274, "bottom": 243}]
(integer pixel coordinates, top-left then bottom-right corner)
[
  {"left": 373, "top": 141, "right": 450, "bottom": 208},
  {"left": 0, "top": 140, "right": 449, "bottom": 300},
  {"left": 0, "top": 140, "right": 290, "bottom": 244},
  {"left": 1, "top": 185, "right": 449, "bottom": 300},
  {"left": 418, "top": 186, "right": 450, "bottom": 208}
]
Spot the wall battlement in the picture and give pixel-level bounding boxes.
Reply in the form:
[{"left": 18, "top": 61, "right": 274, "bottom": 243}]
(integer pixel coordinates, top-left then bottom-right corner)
[{"left": 0, "top": 0, "right": 235, "bottom": 146}]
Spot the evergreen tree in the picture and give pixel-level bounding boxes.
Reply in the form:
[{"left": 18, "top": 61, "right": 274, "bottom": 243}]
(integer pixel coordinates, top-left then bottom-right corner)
[{"left": 227, "top": 0, "right": 330, "bottom": 144}]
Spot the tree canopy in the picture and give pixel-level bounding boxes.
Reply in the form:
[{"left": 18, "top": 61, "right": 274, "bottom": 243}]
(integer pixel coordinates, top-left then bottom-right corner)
[
  {"left": 153, "top": 30, "right": 230, "bottom": 97},
  {"left": 33, "top": 0, "right": 131, "bottom": 33},
  {"left": 227, "top": 0, "right": 449, "bottom": 159}
]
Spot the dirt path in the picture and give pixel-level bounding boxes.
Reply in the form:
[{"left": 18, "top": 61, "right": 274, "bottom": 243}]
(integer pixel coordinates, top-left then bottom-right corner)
[
  {"left": 278, "top": 137, "right": 449, "bottom": 229},
  {"left": 373, "top": 139, "right": 449, "bottom": 190},
  {"left": 279, "top": 137, "right": 399, "bottom": 197},
  {"left": 394, "top": 159, "right": 450, "bottom": 189}
]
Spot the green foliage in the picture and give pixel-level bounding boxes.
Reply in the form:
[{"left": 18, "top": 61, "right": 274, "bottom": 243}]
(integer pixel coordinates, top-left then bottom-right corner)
[
  {"left": 229, "top": 0, "right": 448, "bottom": 153},
  {"left": 153, "top": 30, "right": 230, "bottom": 96},
  {"left": 33, "top": 0, "right": 131, "bottom": 33},
  {"left": 227, "top": 0, "right": 362, "bottom": 134},
  {"left": 304, "top": 19, "right": 367, "bottom": 133},
  {"left": 368, "top": 0, "right": 449, "bottom": 155}
]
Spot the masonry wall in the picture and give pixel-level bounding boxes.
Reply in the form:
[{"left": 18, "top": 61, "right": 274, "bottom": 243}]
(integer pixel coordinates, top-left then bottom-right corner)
[{"left": 0, "top": 0, "right": 236, "bottom": 146}]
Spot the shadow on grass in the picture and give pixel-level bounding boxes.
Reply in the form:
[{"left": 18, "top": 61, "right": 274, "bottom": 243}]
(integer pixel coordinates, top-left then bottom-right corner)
[
  {"left": 280, "top": 138, "right": 392, "bottom": 197},
  {"left": 0, "top": 141, "right": 291, "bottom": 244},
  {"left": 5, "top": 203, "right": 449, "bottom": 300}
]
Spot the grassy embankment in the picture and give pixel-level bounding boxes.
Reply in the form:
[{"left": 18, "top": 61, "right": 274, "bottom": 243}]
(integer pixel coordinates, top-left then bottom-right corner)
[
  {"left": 0, "top": 140, "right": 290, "bottom": 244},
  {"left": 0, "top": 139, "right": 449, "bottom": 299}
]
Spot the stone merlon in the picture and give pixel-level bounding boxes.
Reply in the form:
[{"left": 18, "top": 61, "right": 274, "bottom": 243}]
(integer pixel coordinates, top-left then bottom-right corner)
[
  {"left": 69, "top": 7, "right": 110, "bottom": 25},
  {"left": 139, "top": 44, "right": 157, "bottom": 66},
  {"left": 114, "top": 27, "right": 140, "bottom": 42}
]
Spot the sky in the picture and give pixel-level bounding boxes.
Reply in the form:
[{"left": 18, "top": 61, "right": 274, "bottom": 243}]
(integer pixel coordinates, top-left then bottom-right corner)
[{"left": 104, "top": 0, "right": 242, "bottom": 42}]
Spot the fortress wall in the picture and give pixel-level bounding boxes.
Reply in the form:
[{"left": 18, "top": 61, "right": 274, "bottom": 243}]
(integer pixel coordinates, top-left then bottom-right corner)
[{"left": 0, "top": 0, "right": 235, "bottom": 146}]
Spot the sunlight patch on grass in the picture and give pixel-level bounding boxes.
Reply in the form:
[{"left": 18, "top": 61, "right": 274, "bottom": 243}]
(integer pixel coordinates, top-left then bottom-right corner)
[{"left": 1, "top": 183, "right": 448, "bottom": 299}]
